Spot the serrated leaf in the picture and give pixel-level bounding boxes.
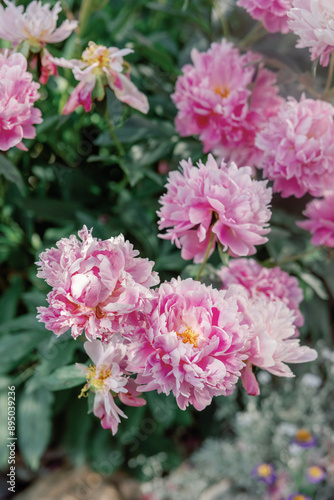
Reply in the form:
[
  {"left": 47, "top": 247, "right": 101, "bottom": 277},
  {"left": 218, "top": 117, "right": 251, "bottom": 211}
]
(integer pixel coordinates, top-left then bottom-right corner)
[
  {"left": 0, "top": 154, "right": 24, "bottom": 194},
  {"left": 43, "top": 364, "right": 86, "bottom": 391},
  {"left": 18, "top": 387, "right": 54, "bottom": 470}
]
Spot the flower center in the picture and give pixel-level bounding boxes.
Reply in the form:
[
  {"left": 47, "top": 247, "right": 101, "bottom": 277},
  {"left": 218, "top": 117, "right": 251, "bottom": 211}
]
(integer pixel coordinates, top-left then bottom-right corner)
[
  {"left": 79, "top": 364, "right": 111, "bottom": 398},
  {"left": 213, "top": 85, "right": 230, "bottom": 98},
  {"left": 295, "top": 429, "right": 312, "bottom": 443},
  {"left": 178, "top": 326, "right": 199, "bottom": 347},
  {"left": 82, "top": 42, "right": 110, "bottom": 68},
  {"left": 257, "top": 464, "right": 272, "bottom": 477},
  {"left": 292, "top": 496, "right": 307, "bottom": 500},
  {"left": 308, "top": 466, "right": 323, "bottom": 478}
]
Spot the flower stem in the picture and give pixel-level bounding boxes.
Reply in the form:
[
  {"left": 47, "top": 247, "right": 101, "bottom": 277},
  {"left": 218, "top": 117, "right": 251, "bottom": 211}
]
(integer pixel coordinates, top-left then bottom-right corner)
[
  {"left": 239, "top": 22, "right": 266, "bottom": 48},
  {"left": 212, "top": 0, "right": 230, "bottom": 39},
  {"left": 105, "top": 110, "right": 125, "bottom": 157},
  {"left": 324, "top": 52, "right": 334, "bottom": 95},
  {"left": 263, "top": 247, "right": 322, "bottom": 267},
  {"left": 195, "top": 232, "right": 216, "bottom": 281}
]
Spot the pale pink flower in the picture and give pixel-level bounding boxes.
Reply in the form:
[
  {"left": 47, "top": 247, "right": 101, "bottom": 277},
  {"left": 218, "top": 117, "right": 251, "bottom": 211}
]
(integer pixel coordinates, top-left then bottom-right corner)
[
  {"left": 218, "top": 258, "right": 304, "bottom": 329},
  {"left": 297, "top": 191, "right": 334, "bottom": 247},
  {"left": 171, "top": 39, "right": 282, "bottom": 166},
  {"left": 157, "top": 155, "right": 272, "bottom": 263},
  {"left": 0, "top": 0, "right": 77, "bottom": 47},
  {"left": 237, "top": 0, "right": 292, "bottom": 33},
  {"left": 0, "top": 52, "right": 42, "bottom": 151},
  {"left": 224, "top": 286, "right": 317, "bottom": 395},
  {"left": 52, "top": 41, "right": 149, "bottom": 115},
  {"left": 256, "top": 96, "right": 334, "bottom": 198},
  {"left": 77, "top": 337, "right": 145, "bottom": 435},
  {"left": 37, "top": 226, "right": 159, "bottom": 339},
  {"left": 288, "top": 0, "right": 334, "bottom": 67},
  {"left": 128, "top": 278, "right": 250, "bottom": 411}
]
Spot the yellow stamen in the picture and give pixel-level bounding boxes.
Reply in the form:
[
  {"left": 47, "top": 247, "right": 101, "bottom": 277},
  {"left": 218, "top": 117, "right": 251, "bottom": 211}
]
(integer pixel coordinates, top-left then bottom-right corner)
[
  {"left": 213, "top": 85, "right": 230, "bottom": 98},
  {"left": 308, "top": 466, "right": 323, "bottom": 478},
  {"left": 82, "top": 41, "right": 110, "bottom": 68},
  {"left": 177, "top": 326, "right": 199, "bottom": 347},
  {"left": 295, "top": 429, "right": 312, "bottom": 442},
  {"left": 79, "top": 364, "right": 111, "bottom": 398},
  {"left": 257, "top": 464, "right": 272, "bottom": 477}
]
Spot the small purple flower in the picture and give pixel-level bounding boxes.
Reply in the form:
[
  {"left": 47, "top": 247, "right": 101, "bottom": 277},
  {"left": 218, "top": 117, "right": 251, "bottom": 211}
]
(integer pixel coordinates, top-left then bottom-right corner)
[
  {"left": 306, "top": 465, "right": 326, "bottom": 484},
  {"left": 252, "top": 463, "right": 276, "bottom": 485},
  {"left": 287, "top": 495, "right": 311, "bottom": 500},
  {"left": 292, "top": 429, "right": 317, "bottom": 448}
]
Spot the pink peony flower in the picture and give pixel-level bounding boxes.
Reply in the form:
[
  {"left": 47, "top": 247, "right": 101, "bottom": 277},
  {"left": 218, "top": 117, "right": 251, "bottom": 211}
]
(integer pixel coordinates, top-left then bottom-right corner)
[
  {"left": 157, "top": 154, "right": 272, "bottom": 263},
  {"left": 218, "top": 258, "right": 304, "bottom": 329},
  {"left": 237, "top": 0, "right": 292, "bottom": 34},
  {"left": 171, "top": 39, "right": 283, "bottom": 166},
  {"left": 0, "top": 0, "right": 77, "bottom": 48},
  {"left": 52, "top": 41, "right": 149, "bottom": 115},
  {"left": 77, "top": 337, "right": 145, "bottom": 435},
  {"left": 297, "top": 191, "right": 334, "bottom": 247},
  {"left": 37, "top": 226, "right": 159, "bottom": 339},
  {"left": 226, "top": 287, "right": 317, "bottom": 396},
  {"left": 288, "top": 0, "right": 334, "bottom": 67},
  {"left": 128, "top": 277, "right": 250, "bottom": 411},
  {"left": 0, "top": 52, "right": 42, "bottom": 151},
  {"left": 256, "top": 96, "right": 334, "bottom": 198}
]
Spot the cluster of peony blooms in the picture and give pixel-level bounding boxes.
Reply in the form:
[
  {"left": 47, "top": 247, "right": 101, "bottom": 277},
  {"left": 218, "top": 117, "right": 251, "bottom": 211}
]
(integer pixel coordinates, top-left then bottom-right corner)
[{"left": 37, "top": 206, "right": 317, "bottom": 433}]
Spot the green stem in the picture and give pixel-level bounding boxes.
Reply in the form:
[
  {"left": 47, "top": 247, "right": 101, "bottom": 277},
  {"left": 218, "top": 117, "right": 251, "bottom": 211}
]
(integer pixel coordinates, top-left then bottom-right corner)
[
  {"left": 324, "top": 52, "right": 334, "bottom": 95},
  {"left": 212, "top": 0, "right": 230, "bottom": 39},
  {"left": 264, "top": 247, "right": 322, "bottom": 268},
  {"left": 105, "top": 110, "right": 125, "bottom": 157},
  {"left": 239, "top": 22, "right": 266, "bottom": 48},
  {"left": 195, "top": 231, "right": 216, "bottom": 281}
]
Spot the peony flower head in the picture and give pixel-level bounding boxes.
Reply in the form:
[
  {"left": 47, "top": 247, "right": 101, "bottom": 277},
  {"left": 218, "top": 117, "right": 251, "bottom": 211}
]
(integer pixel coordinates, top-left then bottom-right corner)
[
  {"left": 77, "top": 337, "right": 145, "bottom": 435},
  {"left": 305, "top": 465, "right": 326, "bottom": 483},
  {"left": 128, "top": 277, "right": 250, "bottom": 411},
  {"left": 218, "top": 258, "right": 304, "bottom": 330},
  {"left": 171, "top": 39, "right": 282, "bottom": 166},
  {"left": 256, "top": 96, "right": 334, "bottom": 198},
  {"left": 251, "top": 463, "right": 277, "bottom": 485},
  {"left": 52, "top": 41, "right": 149, "bottom": 115},
  {"left": 0, "top": 0, "right": 78, "bottom": 48},
  {"left": 157, "top": 154, "right": 272, "bottom": 263},
  {"left": 37, "top": 226, "right": 159, "bottom": 340},
  {"left": 0, "top": 51, "right": 42, "bottom": 151},
  {"left": 297, "top": 191, "right": 334, "bottom": 247},
  {"left": 288, "top": 0, "right": 334, "bottom": 67},
  {"left": 237, "top": 0, "right": 292, "bottom": 34}
]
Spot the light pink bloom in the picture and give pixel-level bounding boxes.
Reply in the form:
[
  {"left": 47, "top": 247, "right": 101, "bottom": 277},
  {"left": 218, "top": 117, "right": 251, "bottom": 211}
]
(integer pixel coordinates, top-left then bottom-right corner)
[
  {"left": 237, "top": 0, "right": 292, "bottom": 33},
  {"left": 52, "top": 41, "right": 149, "bottom": 115},
  {"left": 157, "top": 155, "right": 272, "bottom": 263},
  {"left": 225, "top": 286, "right": 317, "bottom": 395},
  {"left": 77, "top": 337, "right": 145, "bottom": 435},
  {"left": 0, "top": 52, "right": 42, "bottom": 151},
  {"left": 218, "top": 258, "right": 304, "bottom": 329},
  {"left": 171, "top": 39, "right": 282, "bottom": 166},
  {"left": 298, "top": 191, "right": 334, "bottom": 247},
  {"left": 256, "top": 96, "right": 334, "bottom": 198},
  {"left": 0, "top": 0, "right": 77, "bottom": 47},
  {"left": 37, "top": 226, "right": 159, "bottom": 339},
  {"left": 288, "top": 0, "right": 334, "bottom": 67},
  {"left": 129, "top": 278, "right": 250, "bottom": 411}
]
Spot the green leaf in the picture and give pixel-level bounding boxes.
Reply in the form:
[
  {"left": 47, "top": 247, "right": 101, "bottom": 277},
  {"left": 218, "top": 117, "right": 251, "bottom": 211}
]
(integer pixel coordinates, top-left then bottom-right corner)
[
  {"left": 0, "top": 276, "right": 24, "bottom": 323},
  {"left": 0, "top": 314, "right": 45, "bottom": 335},
  {"left": 299, "top": 272, "right": 328, "bottom": 300},
  {"left": 0, "top": 154, "right": 25, "bottom": 194},
  {"left": 43, "top": 364, "right": 86, "bottom": 391},
  {"left": 18, "top": 386, "right": 54, "bottom": 470},
  {"left": 0, "top": 331, "right": 45, "bottom": 374}
]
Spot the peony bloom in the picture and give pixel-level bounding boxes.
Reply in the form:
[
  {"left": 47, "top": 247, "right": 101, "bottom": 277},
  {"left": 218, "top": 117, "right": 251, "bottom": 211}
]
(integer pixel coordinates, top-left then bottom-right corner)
[
  {"left": 52, "top": 41, "right": 149, "bottom": 115},
  {"left": 228, "top": 287, "right": 317, "bottom": 395},
  {"left": 157, "top": 155, "right": 272, "bottom": 263},
  {"left": 128, "top": 277, "right": 250, "bottom": 411},
  {"left": 237, "top": 0, "right": 292, "bottom": 34},
  {"left": 171, "top": 39, "right": 282, "bottom": 166},
  {"left": 0, "top": 52, "right": 42, "bottom": 151},
  {"left": 288, "top": 0, "right": 334, "bottom": 67},
  {"left": 251, "top": 463, "right": 277, "bottom": 485},
  {"left": 37, "top": 226, "right": 159, "bottom": 339},
  {"left": 297, "top": 192, "right": 334, "bottom": 247},
  {"left": 256, "top": 96, "right": 334, "bottom": 198},
  {"left": 218, "top": 258, "right": 304, "bottom": 330},
  {"left": 0, "top": 0, "right": 77, "bottom": 48},
  {"left": 77, "top": 338, "right": 145, "bottom": 435}
]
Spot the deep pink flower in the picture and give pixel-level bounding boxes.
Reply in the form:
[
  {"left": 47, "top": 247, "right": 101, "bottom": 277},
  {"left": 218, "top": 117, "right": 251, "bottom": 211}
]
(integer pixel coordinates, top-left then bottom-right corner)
[
  {"left": 128, "top": 277, "right": 250, "bottom": 411},
  {"left": 52, "top": 41, "right": 149, "bottom": 115},
  {"left": 0, "top": 52, "right": 42, "bottom": 151},
  {"left": 37, "top": 226, "right": 159, "bottom": 339},
  {"left": 77, "top": 337, "right": 145, "bottom": 435},
  {"left": 237, "top": 0, "right": 292, "bottom": 33},
  {"left": 288, "top": 0, "right": 334, "bottom": 67},
  {"left": 171, "top": 39, "right": 282, "bottom": 166},
  {"left": 256, "top": 96, "right": 334, "bottom": 198},
  {"left": 218, "top": 258, "right": 304, "bottom": 329},
  {"left": 157, "top": 155, "right": 272, "bottom": 263},
  {"left": 297, "top": 191, "right": 334, "bottom": 247}
]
